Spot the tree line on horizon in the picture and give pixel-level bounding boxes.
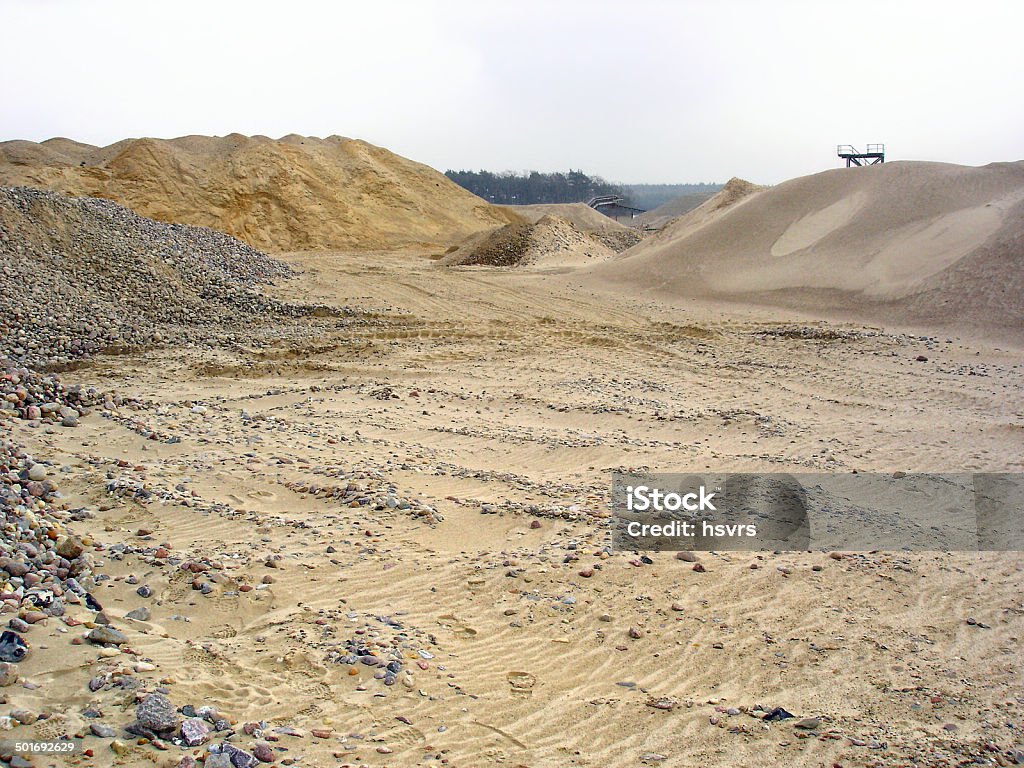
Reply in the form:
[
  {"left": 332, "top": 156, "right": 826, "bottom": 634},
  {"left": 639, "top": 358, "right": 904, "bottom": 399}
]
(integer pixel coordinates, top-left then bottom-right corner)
[
  {"left": 445, "top": 169, "right": 722, "bottom": 210},
  {"left": 444, "top": 169, "right": 623, "bottom": 206}
]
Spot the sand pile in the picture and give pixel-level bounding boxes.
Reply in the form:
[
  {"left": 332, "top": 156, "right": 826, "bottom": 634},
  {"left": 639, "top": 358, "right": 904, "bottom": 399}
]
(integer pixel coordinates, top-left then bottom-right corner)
[
  {"left": 585, "top": 162, "right": 1024, "bottom": 337},
  {"left": 634, "top": 189, "right": 725, "bottom": 229},
  {"left": 633, "top": 177, "right": 766, "bottom": 242},
  {"left": 442, "top": 214, "right": 621, "bottom": 268},
  {"left": 497, "top": 202, "right": 644, "bottom": 252},
  {"left": 0, "top": 134, "right": 513, "bottom": 251},
  {"left": 0, "top": 186, "right": 344, "bottom": 368}
]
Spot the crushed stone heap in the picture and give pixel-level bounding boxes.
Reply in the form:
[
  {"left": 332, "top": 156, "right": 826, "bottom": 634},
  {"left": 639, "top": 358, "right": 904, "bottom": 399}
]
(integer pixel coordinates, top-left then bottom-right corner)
[{"left": 0, "top": 186, "right": 342, "bottom": 368}]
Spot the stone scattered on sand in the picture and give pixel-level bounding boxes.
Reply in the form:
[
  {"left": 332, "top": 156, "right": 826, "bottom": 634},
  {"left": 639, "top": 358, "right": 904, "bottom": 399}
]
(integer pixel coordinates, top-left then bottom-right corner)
[
  {"left": 87, "top": 626, "right": 128, "bottom": 646},
  {"left": 56, "top": 535, "right": 85, "bottom": 559},
  {"left": 180, "top": 717, "right": 211, "bottom": 747},
  {"left": 251, "top": 742, "right": 275, "bottom": 762},
  {"left": 110, "top": 739, "right": 130, "bottom": 755},
  {"left": 135, "top": 693, "right": 179, "bottom": 733},
  {"left": 125, "top": 606, "right": 151, "bottom": 621},
  {"left": 0, "top": 630, "right": 30, "bottom": 662},
  {"left": 209, "top": 743, "right": 259, "bottom": 768}
]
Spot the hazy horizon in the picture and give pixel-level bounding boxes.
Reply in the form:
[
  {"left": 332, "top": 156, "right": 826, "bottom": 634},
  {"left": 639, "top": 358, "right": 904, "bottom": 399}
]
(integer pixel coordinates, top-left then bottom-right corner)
[{"left": 3, "top": 0, "right": 1023, "bottom": 185}]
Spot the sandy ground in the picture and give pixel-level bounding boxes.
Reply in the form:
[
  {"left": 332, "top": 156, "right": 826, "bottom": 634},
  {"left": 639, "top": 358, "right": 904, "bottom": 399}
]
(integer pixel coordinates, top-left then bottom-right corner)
[{"left": 5, "top": 249, "right": 1024, "bottom": 768}]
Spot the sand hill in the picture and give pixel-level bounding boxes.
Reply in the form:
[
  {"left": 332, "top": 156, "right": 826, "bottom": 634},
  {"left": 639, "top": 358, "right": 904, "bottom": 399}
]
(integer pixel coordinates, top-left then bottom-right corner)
[
  {"left": 584, "top": 162, "right": 1024, "bottom": 338},
  {"left": 496, "top": 202, "right": 644, "bottom": 251},
  {"left": 442, "top": 214, "right": 624, "bottom": 268},
  {"left": 633, "top": 189, "right": 724, "bottom": 230},
  {"left": 635, "top": 177, "right": 766, "bottom": 239},
  {"left": 0, "top": 134, "right": 514, "bottom": 251}
]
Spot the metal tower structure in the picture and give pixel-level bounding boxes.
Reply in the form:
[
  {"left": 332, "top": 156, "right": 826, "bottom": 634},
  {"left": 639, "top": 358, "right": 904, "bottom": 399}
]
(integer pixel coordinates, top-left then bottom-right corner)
[{"left": 837, "top": 144, "right": 885, "bottom": 167}]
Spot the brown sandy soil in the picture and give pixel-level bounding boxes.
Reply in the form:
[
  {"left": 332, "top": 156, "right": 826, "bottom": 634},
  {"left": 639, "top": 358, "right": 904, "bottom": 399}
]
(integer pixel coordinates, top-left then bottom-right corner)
[
  {"left": 4, "top": 248, "right": 1023, "bottom": 768},
  {"left": 0, "top": 135, "right": 514, "bottom": 251}
]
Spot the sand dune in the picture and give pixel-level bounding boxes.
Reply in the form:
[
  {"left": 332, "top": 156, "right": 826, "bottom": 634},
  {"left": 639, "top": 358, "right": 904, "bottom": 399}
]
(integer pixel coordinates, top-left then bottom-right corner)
[
  {"left": 0, "top": 134, "right": 514, "bottom": 251},
  {"left": 632, "top": 189, "right": 724, "bottom": 230},
  {"left": 584, "top": 162, "right": 1024, "bottom": 339}
]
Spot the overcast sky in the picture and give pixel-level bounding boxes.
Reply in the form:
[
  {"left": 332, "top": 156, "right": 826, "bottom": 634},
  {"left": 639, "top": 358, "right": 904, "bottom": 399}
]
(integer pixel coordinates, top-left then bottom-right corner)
[{"left": 3, "top": 0, "right": 1022, "bottom": 184}]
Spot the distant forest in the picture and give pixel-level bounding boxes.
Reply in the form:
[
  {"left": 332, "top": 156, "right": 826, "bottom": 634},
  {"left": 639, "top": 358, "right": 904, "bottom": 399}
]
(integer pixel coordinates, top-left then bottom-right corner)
[
  {"left": 445, "top": 170, "right": 722, "bottom": 211},
  {"left": 445, "top": 169, "right": 623, "bottom": 205}
]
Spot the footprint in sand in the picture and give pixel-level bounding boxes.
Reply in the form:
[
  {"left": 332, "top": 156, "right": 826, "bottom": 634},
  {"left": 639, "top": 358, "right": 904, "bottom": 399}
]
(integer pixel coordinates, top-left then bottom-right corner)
[
  {"left": 194, "top": 678, "right": 275, "bottom": 708},
  {"left": 296, "top": 702, "right": 323, "bottom": 718},
  {"left": 438, "top": 613, "right": 478, "bottom": 639},
  {"left": 506, "top": 671, "right": 536, "bottom": 696},
  {"left": 209, "top": 624, "right": 238, "bottom": 639},
  {"left": 290, "top": 678, "right": 332, "bottom": 698},
  {"left": 182, "top": 647, "right": 227, "bottom": 677},
  {"left": 211, "top": 594, "right": 241, "bottom": 611},
  {"left": 387, "top": 727, "right": 426, "bottom": 749},
  {"left": 34, "top": 715, "right": 71, "bottom": 740}
]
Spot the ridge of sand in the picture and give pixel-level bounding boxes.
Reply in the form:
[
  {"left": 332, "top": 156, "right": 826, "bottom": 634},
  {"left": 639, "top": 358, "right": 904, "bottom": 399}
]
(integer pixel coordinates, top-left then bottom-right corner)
[
  {"left": 441, "top": 214, "right": 625, "bottom": 268},
  {"left": 0, "top": 134, "right": 515, "bottom": 251},
  {"left": 638, "top": 176, "right": 766, "bottom": 241},
  {"left": 632, "top": 189, "right": 723, "bottom": 229},
  {"left": 583, "top": 162, "right": 1024, "bottom": 338}
]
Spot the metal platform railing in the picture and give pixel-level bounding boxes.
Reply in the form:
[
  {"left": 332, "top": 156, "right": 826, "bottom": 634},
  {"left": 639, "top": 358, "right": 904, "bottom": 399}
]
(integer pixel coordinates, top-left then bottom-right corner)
[{"left": 837, "top": 144, "right": 885, "bottom": 156}]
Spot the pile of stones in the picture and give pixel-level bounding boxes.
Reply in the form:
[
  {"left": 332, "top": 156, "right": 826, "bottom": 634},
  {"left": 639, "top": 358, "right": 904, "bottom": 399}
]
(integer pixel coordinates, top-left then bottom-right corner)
[
  {"left": 1, "top": 361, "right": 101, "bottom": 424},
  {"left": 0, "top": 186, "right": 346, "bottom": 368},
  {"left": 0, "top": 438, "right": 98, "bottom": 662}
]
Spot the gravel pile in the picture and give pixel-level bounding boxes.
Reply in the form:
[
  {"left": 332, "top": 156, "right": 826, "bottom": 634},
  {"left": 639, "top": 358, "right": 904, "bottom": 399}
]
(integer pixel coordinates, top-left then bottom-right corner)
[
  {"left": 590, "top": 228, "right": 643, "bottom": 252},
  {"left": 443, "top": 215, "right": 618, "bottom": 267},
  {"left": 0, "top": 186, "right": 338, "bottom": 367}
]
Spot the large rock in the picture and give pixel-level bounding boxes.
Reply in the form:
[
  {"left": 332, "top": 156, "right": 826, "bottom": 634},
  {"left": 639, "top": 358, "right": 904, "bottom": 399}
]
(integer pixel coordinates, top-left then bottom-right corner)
[
  {"left": 136, "top": 693, "right": 179, "bottom": 733},
  {"left": 0, "top": 661, "right": 19, "bottom": 685},
  {"left": 180, "top": 717, "right": 210, "bottom": 747},
  {"left": 55, "top": 535, "right": 85, "bottom": 559},
  {"left": 87, "top": 626, "right": 128, "bottom": 645},
  {"left": 0, "top": 630, "right": 30, "bottom": 663}
]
